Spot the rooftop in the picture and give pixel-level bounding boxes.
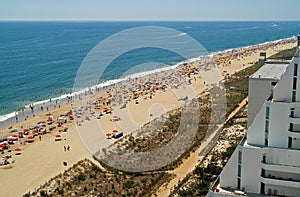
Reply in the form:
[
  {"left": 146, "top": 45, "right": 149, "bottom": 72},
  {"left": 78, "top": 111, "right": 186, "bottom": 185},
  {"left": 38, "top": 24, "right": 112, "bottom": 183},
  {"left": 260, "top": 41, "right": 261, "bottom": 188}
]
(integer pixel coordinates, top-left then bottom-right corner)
[{"left": 250, "top": 60, "right": 290, "bottom": 80}]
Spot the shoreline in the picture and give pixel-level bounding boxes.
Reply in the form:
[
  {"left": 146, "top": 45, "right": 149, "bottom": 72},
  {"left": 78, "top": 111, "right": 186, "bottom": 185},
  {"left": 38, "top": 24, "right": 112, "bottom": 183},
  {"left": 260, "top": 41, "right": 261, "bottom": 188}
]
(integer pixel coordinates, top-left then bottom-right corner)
[
  {"left": 0, "top": 36, "right": 296, "bottom": 128},
  {"left": 0, "top": 38, "right": 297, "bottom": 196}
]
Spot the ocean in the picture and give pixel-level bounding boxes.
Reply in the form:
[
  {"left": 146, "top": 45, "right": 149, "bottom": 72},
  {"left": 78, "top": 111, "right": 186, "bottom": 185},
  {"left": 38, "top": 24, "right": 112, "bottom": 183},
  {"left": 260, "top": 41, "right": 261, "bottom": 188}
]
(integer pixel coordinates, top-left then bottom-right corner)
[{"left": 1, "top": 21, "right": 300, "bottom": 121}]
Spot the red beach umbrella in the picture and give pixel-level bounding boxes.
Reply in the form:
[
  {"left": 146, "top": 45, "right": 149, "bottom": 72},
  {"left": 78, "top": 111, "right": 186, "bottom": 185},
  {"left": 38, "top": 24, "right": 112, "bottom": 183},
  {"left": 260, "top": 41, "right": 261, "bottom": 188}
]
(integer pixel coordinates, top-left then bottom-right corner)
[
  {"left": 7, "top": 136, "right": 16, "bottom": 141},
  {"left": 32, "top": 129, "right": 38, "bottom": 133},
  {"left": 40, "top": 120, "right": 47, "bottom": 124},
  {"left": 27, "top": 135, "right": 33, "bottom": 139},
  {"left": 103, "top": 107, "right": 109, "bottom": 112},
  {"left": 24, "top": 128, "right": 29, "bottom": 132},
  {"left": 0, "top": 142, "right": 8, "bottom": 147},
  {"left": 12, "top": 134, "right": 18, "bottom": 137},
  {"left": 112, "top": 129, "right": 118, "bottom": 133},
  {"left": 15, "top": 147, "right": 21, "bottom": 151},
  {"left": 18, "top": 131, "right": 24, "bottom": 135},
  {"left": 56, "top": 134, "right": 61, "bottom": 138}
]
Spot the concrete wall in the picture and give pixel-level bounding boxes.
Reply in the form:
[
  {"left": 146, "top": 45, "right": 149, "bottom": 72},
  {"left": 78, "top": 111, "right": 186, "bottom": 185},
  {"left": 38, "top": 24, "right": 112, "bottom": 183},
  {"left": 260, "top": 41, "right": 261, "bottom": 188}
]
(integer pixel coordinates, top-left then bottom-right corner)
[
  {"left": 274, "top": 56, "right": 300, "bottom": 102},
  {"left": 219, "top": 146, "right": 239, "bottom": 189},
  {"left": 248, "top": 78, "right": 276, "bottom": 128},
  {"left": 247, "top": 102, "right": 266, "bottom": 146},
  {"left": 240, "top": 146, "right": 264, "bottom": 193},
  {"left": 269, "top": 102, "right": 290, "bottom": 148}
]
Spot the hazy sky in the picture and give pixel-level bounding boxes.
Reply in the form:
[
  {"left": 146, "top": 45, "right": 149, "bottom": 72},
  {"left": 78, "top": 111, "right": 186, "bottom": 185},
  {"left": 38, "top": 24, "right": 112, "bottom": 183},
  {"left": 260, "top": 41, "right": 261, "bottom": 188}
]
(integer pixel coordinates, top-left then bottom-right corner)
[{"left": 0, "top": 0, "right": 300, "bottom": 21}]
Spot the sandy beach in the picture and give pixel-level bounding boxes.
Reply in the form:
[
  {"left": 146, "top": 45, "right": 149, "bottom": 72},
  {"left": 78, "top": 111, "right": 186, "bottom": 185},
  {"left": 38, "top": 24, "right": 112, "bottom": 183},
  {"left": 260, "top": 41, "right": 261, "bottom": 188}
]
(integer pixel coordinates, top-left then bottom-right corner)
[{"left": 0, "top": 38, "right": 296, "bottom": 196}]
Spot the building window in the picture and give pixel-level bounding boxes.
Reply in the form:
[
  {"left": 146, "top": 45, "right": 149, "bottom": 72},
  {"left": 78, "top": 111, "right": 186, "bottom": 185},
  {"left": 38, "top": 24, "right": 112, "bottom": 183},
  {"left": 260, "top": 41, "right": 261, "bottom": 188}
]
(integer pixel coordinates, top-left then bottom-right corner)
[
  {"left": 291, "top": 108, "right": 295, "bottom": 118},
  {"left": 238, "top": 164, "right": 241, "bottom": 177},
  {"left": 271, "top": 81, "right": 277, "bottom": 86},
  {"left": 289, "top": 123, "right": 294, "bottom": 131},
  {"left": 265, "top": 138, "right": 268, "bottom": 146},
  {"left": 293, "top": 77, "right": 297, "bottom": 90},
  {"left": 288, "top": 137, "right": 292, "bottom": 148},
  {"left": 265, "top": 120, "right": 269, "bottom": 132},
  {"left": 266, "top": 106, "right": 270, "bottom": 119},
  {"left": 261, "top": 169, "right": 266, "bottom": 177},
  {"left": 294, "top": 63, "right": 298, "bottom": 76},
  {"left": 292, "top": 90, "right": 296, "bottom": 102},
  {"left": 260, "top": 182, "right": 265, "bottom": 194},
  {"left": 262, "top": 155, "right": 266, "bottom": 163},
  {"left": 238, "top": 151, "right": 242, "bottom": 164}
]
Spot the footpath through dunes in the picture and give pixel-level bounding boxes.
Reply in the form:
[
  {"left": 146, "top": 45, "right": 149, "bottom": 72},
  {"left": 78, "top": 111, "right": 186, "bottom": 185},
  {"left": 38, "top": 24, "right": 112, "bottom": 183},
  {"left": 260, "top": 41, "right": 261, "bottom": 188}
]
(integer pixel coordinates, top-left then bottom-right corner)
[
  {"left": 0, "top": 40, "right": 296, "bottom": 197},
  {"left": 153, "top": 97, "right": 248, "bottom": 197}
]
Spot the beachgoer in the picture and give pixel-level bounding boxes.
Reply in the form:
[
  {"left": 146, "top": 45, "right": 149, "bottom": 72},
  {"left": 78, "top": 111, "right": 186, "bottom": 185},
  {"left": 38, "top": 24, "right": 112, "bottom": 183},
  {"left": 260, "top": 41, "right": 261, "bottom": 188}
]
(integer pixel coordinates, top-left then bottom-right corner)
[
  {"left": 64, "top": 146, "right": 66, "bottom": 151},
  {"left": 39, "top": 135, "right": 41, "bottom": 141},
  {"left": 67, "top": 145, "right": 70, "bottom": 151}
]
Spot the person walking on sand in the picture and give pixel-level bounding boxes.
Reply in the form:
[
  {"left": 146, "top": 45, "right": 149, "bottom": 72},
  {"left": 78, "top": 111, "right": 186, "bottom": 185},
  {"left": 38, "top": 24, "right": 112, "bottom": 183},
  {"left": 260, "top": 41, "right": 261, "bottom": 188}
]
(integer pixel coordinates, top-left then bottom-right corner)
[
  {"left": 39, "top": 135, "right": 41, "bottom": 141},
  {"left": 64, "top": 146, "right": 66, "bottom": 151},
  {"left": 67, "top": 145, "right": 70, "bottom": 151}
]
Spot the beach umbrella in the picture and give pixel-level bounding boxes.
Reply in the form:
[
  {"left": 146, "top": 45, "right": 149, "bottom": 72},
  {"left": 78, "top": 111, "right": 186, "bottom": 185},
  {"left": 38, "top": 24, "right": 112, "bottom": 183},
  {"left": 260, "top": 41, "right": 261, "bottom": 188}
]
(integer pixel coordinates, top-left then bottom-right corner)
[
  {"left": 103, "top": 107, "right": 109, "bottom": 112},
  {"left": 18, "top": 131, "right": 24, "bottom": 135},
  {"left": 15, "top": 147, "right": 21, "bottom": 151},
  {"left": 12, "top": 134, "right": 18, "bottom": 138},
  {"left": 40, "top": 120, "right": 47, "bottom": 124},
  {"left": 0, "top": 142, "right": 8, "bottom": 147},
  {"left": 27, "top": 135, "right": 33, "bottom": 139},
  {"left": 32, "top": 129, "right": 38, "bottom": 133},
  {"left": 7, "top": 136, "right": 16, "bottom": 141},
  {"left": 56, "top": 134, "right": 61, "bottom": 138},
  {"left": 112, "top": 129, "right": 118, "bottom": 133},
  {"left": 106, "top": 133, "right": 112, "bottom": 139},
  {"left": 24, "top": 128, "right": 29, "bottom": 132}
]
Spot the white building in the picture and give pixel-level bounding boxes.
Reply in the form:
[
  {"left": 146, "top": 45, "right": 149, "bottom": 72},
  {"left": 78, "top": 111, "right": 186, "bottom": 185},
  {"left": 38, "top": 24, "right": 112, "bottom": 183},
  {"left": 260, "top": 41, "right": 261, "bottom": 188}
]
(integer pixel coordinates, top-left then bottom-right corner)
[{"left": 208, "top": 37, "right": 300, "bottom": 197}]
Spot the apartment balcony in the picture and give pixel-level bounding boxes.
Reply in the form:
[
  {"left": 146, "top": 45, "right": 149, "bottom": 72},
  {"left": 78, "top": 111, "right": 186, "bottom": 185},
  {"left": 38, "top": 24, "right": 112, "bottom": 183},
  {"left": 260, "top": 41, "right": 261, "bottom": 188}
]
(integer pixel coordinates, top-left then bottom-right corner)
[
  {"left": 289, "top": 116, "right": 300, "bottom": 124},
  {"left": 288, "top": 130, "right": 300, "bottom": 139},
  {"left": 260, "top": 176, "right": 300, "bottom": 189},
  {"left": 261, "top": 162, "right": 300, "bottom": 174}
]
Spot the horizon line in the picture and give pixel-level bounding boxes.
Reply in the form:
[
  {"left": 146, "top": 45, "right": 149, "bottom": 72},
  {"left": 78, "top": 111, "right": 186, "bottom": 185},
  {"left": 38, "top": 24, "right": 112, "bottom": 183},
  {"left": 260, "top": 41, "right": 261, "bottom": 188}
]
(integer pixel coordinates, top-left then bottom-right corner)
[{"left": 0, "top": 19, "right": 300, "bottom": 22}]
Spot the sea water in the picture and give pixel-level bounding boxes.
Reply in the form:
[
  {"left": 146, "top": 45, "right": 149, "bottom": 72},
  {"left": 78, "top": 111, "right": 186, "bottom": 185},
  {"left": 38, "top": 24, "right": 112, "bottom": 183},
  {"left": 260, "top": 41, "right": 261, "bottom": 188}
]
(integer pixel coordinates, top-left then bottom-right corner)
[{"left": 1, "top": 21, "right": 300, "bottom": 121}]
